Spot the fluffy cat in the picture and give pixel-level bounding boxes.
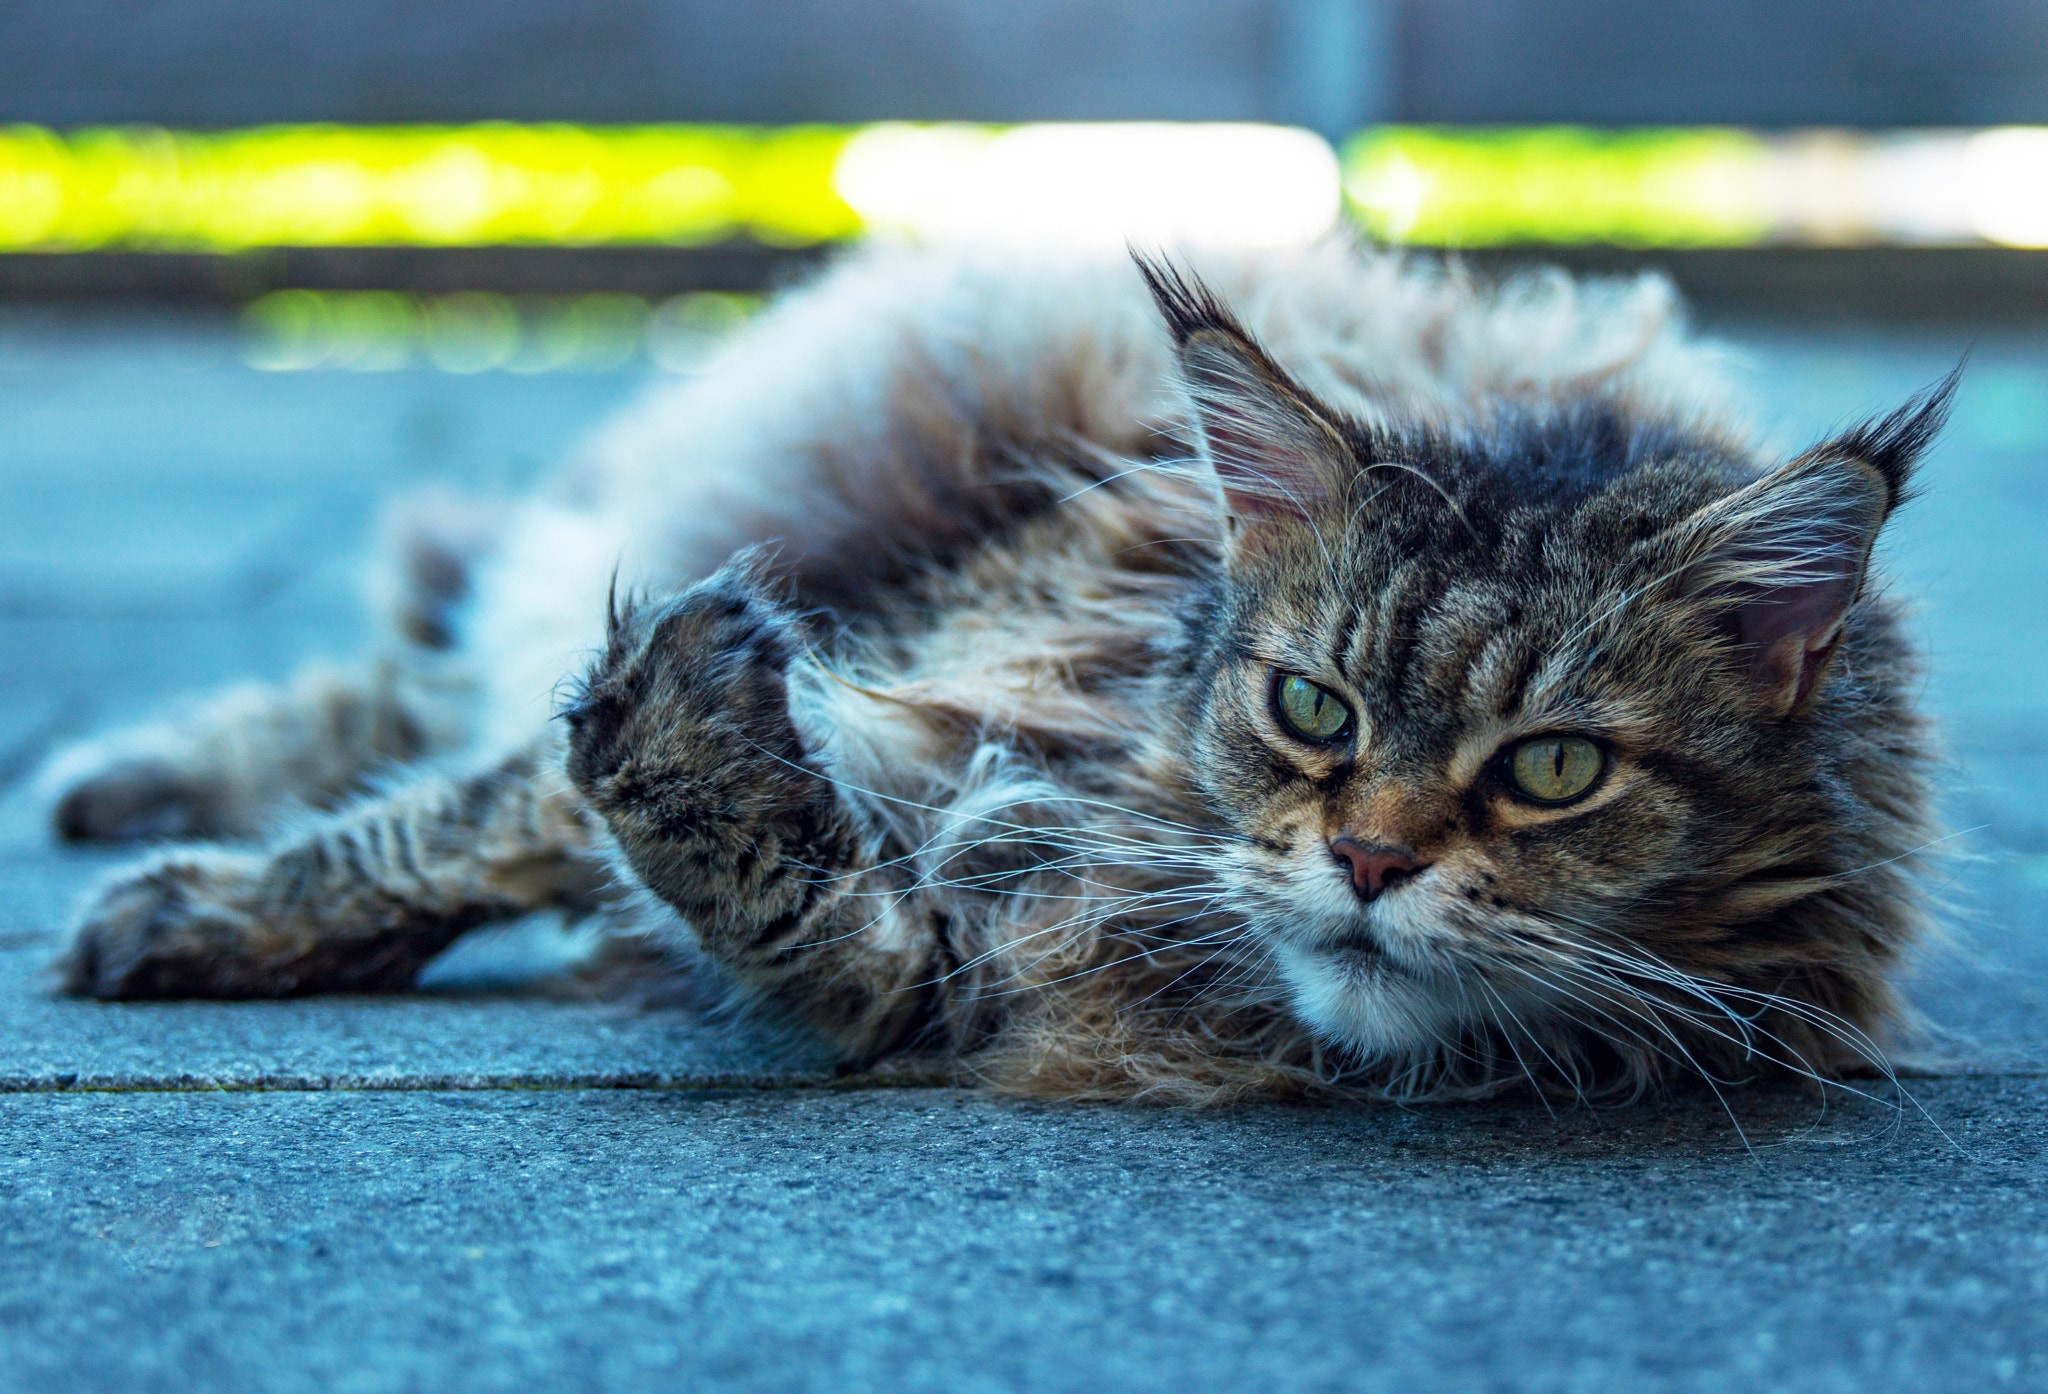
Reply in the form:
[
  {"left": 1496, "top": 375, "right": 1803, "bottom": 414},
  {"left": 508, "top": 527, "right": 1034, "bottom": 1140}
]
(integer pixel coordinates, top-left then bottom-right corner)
[{"left": 45, "top": 241, "right": 1952, "bottom": 1103}]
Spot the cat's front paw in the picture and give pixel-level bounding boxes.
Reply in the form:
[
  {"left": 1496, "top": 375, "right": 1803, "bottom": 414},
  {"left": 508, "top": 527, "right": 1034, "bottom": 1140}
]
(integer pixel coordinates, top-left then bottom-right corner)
[
  {"left": 564, "top": 552, "right": 809, "bottom": 810},
  {"left": 563, "top": 553, "right": 835, "bottom": 909},
  {"left": 58, "top": 853, "right": 272, "bottom": 999}
]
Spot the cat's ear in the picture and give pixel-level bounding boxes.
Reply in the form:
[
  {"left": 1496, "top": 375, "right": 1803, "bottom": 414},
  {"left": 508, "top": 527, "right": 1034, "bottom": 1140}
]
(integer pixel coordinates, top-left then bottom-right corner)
[
  {"left": 1671, "top": 372, "right": 1955, "bottom": 717},
  {"left": 1134, "top": 254, "right": 1350, "bottom": 528}
]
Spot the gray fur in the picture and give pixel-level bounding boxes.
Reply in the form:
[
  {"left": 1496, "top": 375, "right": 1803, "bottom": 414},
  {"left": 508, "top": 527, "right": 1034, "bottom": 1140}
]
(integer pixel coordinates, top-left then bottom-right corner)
[{"left": 46, "top": 243, "right": 1949, "bottom": 1103}]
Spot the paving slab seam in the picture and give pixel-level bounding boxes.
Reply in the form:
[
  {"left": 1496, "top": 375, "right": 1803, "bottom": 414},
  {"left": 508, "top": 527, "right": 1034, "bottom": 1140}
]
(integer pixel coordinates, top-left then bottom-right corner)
[
  {"left": 2, "top": 1065, "right": 2041, "bottom": 1096},
  {"left": 0, "top": 1068, "right": 954, "bottom": 1095}
]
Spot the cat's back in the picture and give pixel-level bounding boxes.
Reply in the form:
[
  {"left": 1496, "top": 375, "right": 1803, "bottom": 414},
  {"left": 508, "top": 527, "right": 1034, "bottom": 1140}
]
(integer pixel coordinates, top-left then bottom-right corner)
[
  {"left": 465, "top": 243, "right": 1745, "bottom": 750},
  {"left": 561, "top": 240, "right": 1743, "bottom": 527}
]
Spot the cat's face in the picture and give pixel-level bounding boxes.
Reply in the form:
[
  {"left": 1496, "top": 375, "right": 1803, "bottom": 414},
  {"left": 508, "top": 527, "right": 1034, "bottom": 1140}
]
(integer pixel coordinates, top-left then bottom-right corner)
[
  {"left": 1139, "top": 259, "right": 1947, "bottom": 1078},
  {"left": 1191, "top": 455, "right": 1766, "bottom": 1059}
]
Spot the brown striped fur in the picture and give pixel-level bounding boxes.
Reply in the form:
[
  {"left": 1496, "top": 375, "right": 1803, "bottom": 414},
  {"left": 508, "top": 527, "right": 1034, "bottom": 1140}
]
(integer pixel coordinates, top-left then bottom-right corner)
[{"left": 47, "top": 240, "right": 1950, "bottom": 1103}]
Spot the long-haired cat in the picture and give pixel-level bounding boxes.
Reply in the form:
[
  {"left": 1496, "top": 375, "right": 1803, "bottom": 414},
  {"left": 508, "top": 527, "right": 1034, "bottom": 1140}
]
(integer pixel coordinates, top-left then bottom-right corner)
[{"left": 44, "top": 241, "right": 1952, "bottom": 1103}]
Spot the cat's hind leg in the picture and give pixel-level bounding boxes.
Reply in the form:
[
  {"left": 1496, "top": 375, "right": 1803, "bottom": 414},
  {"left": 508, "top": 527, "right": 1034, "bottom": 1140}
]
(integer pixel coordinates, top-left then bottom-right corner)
[
  {"left": 43, "top": 659, "right": 463, "bottom": 844},
  {"left": 44, "top": 493, "right": 489, "bottom": 844},
  {"left": 58, "top": 744, "right": 603, "bottom": 999}
]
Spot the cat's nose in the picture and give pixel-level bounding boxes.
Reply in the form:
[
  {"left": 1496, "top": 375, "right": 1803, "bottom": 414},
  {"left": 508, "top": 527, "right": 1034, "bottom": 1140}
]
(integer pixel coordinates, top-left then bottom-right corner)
[{"left": 1330, "top": 838, "right": 1425, "bottom": 901}]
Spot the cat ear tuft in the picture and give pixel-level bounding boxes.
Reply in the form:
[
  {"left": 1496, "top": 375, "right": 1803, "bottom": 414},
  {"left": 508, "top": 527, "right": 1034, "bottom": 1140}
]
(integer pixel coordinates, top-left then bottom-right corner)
[
  {"left": 1133, "top": 252, "right": 1350, "bottom": 527},
  {"left": 1132, "top": 251, "right": 1241, "bottom": 351},
  {"left": 1822, "top": 366, "right": 1959, "bottom": 508}
]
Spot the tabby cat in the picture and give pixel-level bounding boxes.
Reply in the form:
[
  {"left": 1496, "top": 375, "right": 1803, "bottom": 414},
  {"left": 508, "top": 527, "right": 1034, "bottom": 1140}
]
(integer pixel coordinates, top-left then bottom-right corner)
[{"left": 45, "top": 242, "right": 1952, "bottom": 1102}]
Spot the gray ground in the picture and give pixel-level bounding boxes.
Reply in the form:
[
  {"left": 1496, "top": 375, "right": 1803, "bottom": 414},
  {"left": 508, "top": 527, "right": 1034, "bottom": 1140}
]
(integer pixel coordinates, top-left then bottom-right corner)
[{"left": 0, "top": 308, "right": 2044, "bottom": 1392}]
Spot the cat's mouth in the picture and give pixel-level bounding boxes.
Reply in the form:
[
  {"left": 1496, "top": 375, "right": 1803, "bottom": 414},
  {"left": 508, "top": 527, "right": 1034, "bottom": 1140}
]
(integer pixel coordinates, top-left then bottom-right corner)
[{"left": 1317, "top": 929, "right": 1405, "bottom": 975}]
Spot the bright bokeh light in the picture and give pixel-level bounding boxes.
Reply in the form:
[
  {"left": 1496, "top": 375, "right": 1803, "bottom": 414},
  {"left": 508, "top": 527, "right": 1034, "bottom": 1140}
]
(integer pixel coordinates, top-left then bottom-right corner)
[
  {"left": 0, "top": 122, "right": 1340, "bottom": 252},
  {"left": 1342, "top": 127, "right": 1774, "bottom": 247},
  {"left": 7, "top": 123, "right": 2048, "bottom": 253},
  {"left": 833, "top": 123, "right": 1342, "bottom": 248},
  {"left": 1850, "top": 134, "right": 1978, "bottom": 245},
  {"left": 1964, "top": 128, "right": 2048, "bottom": 248},
  {"left": 0, "top": 125, "right": 859, "bottom": 249},
  {"left": 240, "top": 290, "right": 759, "bottom": 373}
]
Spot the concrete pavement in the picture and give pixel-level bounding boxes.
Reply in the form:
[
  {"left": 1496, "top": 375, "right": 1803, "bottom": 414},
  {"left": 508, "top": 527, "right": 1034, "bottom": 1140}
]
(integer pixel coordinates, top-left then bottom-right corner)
[{"left": 0, "top": 307, "right": 2044, "bottom": 1392}]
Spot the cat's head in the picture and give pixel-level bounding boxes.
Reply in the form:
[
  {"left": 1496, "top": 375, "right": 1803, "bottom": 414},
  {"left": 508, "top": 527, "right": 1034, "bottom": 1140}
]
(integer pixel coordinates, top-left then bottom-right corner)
[{"left": 1141, "top": 258, "right": 1952, "bottom": 1090}]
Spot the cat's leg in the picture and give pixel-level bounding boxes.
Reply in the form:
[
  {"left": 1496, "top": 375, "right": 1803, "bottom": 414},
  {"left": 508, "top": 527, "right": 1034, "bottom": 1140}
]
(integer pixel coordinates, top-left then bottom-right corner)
[
  {"left": 43, "top": 658, "right": 465, "bottom": 844},
  {"left": 564, "top": 557, "right": 968, "bottom": 1061},
  {"left": 58, "top": 744, "right": 603, "bottom": 999},
  {"left": 45, "top": 493, "right": 487, "bottom": 844}
]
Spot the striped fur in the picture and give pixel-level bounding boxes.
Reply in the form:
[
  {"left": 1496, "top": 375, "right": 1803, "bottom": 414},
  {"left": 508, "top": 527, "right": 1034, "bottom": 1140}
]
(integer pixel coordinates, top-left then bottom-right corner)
[{"left": 48, "top": 240, "right": 1948, "bottom": 1103}]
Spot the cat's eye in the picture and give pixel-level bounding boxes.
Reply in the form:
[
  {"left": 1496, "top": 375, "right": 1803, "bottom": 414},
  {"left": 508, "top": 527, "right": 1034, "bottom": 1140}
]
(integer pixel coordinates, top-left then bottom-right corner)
[
  {"left": 1505, "top": 735, "right": 1605, "bottom": 805},
  {"left": 1273, "top": 673, "right": 1353, "bottom": 744}
]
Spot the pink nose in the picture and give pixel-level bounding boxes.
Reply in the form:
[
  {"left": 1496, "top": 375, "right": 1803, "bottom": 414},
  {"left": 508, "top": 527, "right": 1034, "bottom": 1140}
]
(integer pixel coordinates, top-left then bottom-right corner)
[{"left": 1330, "top": 839, "right": 1425, "bottom": 901}]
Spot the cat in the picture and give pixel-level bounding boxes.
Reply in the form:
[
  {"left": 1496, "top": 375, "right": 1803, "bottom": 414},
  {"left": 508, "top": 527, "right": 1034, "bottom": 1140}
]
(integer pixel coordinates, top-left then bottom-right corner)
[{"left": 42, "top": 240, "right": 1953, "bottom": 1103}]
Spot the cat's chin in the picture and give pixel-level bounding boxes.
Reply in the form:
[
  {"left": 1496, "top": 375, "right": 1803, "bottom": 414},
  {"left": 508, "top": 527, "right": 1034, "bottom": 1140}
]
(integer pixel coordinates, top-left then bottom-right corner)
[{"left": 1271, "top": 940, "right": 1465, "bottom": 1060}]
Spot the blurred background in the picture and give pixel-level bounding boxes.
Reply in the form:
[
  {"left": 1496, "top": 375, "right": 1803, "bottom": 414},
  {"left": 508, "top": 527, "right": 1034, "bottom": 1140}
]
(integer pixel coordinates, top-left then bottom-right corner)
[
  {"left": 12, "top": 0, "right": 2048, "bottom": 318},
  {"left": 2, "top": 0, "right": 2045, "bottom": 893}
]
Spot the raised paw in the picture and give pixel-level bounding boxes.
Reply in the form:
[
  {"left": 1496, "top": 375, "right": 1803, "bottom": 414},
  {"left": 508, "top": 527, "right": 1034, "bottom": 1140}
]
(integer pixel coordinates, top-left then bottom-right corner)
[
  {"left": 563, "top": 553, "right": 806, "bottom": 803},
  {"left": 562, "top": 553, "right": 849, "bottom": 918},
  {"left": 57, "top": 852, "right": 277, "bottom": 999}
]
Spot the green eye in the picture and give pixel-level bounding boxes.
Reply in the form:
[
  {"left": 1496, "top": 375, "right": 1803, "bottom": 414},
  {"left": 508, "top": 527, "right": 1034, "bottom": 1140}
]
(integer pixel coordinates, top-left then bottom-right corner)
[
  {"left": 1274, "top": 674, "right": 1353, "bottom": 744},
  {"left": 1506, "top": 736, "right": 1605, "bottom": 805}
]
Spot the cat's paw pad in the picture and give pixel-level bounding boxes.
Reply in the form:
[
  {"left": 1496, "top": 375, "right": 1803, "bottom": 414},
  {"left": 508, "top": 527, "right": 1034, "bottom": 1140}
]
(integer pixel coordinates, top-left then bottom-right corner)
[
  {"left": 563, "top": 550, "right": 810, "bottom": 813},
  {"left": 49, "top": 761, "right": 210, "bottom": 845},
  {"left": 58, "top": 854, "right": 267, "bottom": 999}
]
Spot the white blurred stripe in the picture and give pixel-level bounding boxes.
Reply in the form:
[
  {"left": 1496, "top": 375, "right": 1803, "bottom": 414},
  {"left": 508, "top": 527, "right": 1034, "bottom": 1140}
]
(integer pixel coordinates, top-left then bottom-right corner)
[
  {"left": 832, "top": 123, "right": 1343, "bottom": 249},
  {"left": 1964, "top": 128, "right": 2048, "bottom": 249}
]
